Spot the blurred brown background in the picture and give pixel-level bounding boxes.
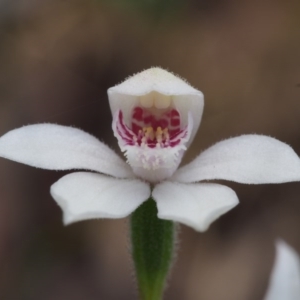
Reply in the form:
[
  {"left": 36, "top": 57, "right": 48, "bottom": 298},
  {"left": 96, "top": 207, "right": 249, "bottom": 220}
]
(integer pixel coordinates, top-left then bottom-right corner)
[{"left": 0, "top": 0, "right": 300, "bottom": 299}]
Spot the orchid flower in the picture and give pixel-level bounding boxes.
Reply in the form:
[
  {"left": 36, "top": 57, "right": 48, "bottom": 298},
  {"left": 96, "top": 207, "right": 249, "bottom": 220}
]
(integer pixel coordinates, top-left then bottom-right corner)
[
  {"left": 1, "top": 68, "right": 300, "bottom": 300},
  {"left": 264, "top": 240, "right": 300, "bottom": 300},
  {"left": 0, "top": 67, "right": 300, "bottom": 231}
]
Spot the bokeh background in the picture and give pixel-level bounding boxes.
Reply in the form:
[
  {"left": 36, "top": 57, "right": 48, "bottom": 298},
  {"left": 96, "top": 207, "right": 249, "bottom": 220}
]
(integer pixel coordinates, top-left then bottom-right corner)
[{"left": 0, "top": 0, "right": 300, "bottom": 299}]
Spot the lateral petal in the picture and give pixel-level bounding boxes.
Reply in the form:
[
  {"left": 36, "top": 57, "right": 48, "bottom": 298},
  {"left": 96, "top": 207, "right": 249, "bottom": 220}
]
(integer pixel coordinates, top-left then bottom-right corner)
[
  {"left": 152, "top": 181, "right": 238, "bottom": 231},
  {"left": 50, "top": 172, "right": 151, "bottom": 224},
  {"left": 173, "top": 135, "right": 300, "bottom": 184},
  {"left": 0, "top": 124, "right": 133, "bottom": 178}
]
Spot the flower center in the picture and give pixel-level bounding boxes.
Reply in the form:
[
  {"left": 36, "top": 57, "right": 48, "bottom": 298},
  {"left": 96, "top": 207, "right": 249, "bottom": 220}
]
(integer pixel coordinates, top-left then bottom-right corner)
[
  {"left": 114, "top": 104, "right": 187, "bottom": 150},
  {"left": 112, "top": 94, "right": 193, "bottom": 178},
  {"left": 130, "top": 106, "right": 182, "bottom": 148}
]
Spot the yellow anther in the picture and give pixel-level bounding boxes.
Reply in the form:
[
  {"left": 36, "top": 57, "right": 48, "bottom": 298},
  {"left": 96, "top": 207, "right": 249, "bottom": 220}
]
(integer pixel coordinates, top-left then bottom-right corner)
[
  {"left": 155, "top": 127, "right": 163, "bottom": 143},
  {"left": 156, "top": 127, "right": 162, "bottom": 134},
  {"left": 141, "top": 126, "right": 169, "bottom": 144},
  {"left": 160, "top": 128, "right": 168, "bottom": 141},
  {"left": 143, "top": 127, "right": 154, "bottom": 140}
]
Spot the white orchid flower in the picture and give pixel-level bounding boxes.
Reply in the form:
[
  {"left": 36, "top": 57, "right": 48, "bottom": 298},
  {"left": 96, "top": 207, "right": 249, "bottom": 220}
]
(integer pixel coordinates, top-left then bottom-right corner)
[
  {"left": 1, "top": 67, "right": 300, "bottom": 231},
  {"left": 264, "top": 240, "right": 300, "bottom": 300}
]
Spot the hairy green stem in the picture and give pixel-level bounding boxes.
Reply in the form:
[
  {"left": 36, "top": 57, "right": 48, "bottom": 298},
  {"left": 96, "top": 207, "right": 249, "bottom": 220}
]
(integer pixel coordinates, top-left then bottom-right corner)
[{"left": 130, "top": 198, "right": 176, "bottom": 300}]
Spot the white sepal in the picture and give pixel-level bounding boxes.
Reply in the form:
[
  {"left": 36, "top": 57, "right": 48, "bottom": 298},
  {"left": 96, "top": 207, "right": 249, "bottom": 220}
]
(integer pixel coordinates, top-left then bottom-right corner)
[
  {"left": 152, "top": 181, "right": 239, "bottom": 231},
  {"left": 173, "top": 135, "right": 300, "bottom": 184},
  {"left": 50, "top": 172, "right": 151, "bottom": 224},
  {"left": 264, "top": 240, "right": 300, "bottom": 300},
  {"left": 0, "top": 124, "right": 134, "bottom": 178}
]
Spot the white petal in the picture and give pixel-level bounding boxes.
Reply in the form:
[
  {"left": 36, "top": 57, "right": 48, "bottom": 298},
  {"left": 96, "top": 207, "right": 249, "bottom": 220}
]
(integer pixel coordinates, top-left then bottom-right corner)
[
  {"left": 264, "top": 240, "right": 300, "bottom": 300},
  {"left": 50, "top": 172, "right": 151, "bottom": 224},
  {"left": 108, "top": 67, "right": 204, "bottom": 144},
  {"left": 152, "top": 181, "right": 239, "bottom": 231},
  {"left": 0, "top": 124, "right": 133, "bottom": 178},
  {"left": 173, "top": 135, "right": 300, "bottom": 184}
]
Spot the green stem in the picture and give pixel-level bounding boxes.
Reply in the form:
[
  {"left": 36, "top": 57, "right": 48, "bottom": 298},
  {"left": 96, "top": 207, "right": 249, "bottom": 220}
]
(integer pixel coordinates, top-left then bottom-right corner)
[{"left": 130, "top": 198, "right": 176, "bottom": 300}]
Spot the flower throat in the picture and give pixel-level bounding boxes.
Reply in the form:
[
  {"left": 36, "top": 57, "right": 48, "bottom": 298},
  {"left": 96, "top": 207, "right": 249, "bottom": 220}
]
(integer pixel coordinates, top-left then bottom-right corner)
[{"left": 116, "top": 104, "right": 187, "bottom": 149}]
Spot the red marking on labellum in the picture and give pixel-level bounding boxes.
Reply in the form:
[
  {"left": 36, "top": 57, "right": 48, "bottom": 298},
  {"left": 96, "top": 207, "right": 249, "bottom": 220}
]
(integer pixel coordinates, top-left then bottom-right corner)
[
  {"left": 118, "top": 111, "right": 134, "bottom": 139},
  {"left": 157, "top": 119, "right": 168, "bottom": 128},
  {"left": 132, "top": 123, "right": 142, "bottom": 135},
  {"left": 170, "top": 119, "right": 180, "bottom": 126},
  {"left": 144, "top": 115, "right": 155, "bottom": 125},
  {"left": 169, "top": 140, "right": 181, "bottom": 147},
  {"left": 116, "top": 107, "right": 188, "bottom": 148},
  {"left": 170, "top": 109, "right": 179, "bottom": 117},
  {"left": 132, "top": 107, "right": 143, "bottom": 121}
]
